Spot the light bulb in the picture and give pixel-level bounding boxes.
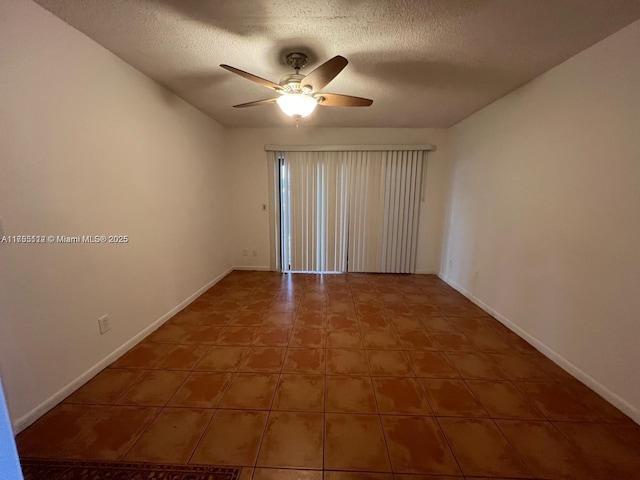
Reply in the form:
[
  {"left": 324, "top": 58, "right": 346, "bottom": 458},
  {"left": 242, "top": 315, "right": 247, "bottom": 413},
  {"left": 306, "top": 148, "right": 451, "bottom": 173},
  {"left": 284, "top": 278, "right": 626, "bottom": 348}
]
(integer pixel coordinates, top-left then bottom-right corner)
[{"left": 276, "top": 93, "right": 318, "bottom": 118}]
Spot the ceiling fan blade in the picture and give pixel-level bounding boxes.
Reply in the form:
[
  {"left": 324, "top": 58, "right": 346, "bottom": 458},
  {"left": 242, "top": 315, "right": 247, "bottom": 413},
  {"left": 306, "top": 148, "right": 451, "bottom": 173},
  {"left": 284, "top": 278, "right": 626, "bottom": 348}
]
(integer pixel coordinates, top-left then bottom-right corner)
[
  {"left": 317, "top": 93, "right": 373, "bottom": 107},
  {"left": 220, "top": 64, "right": 282, "bottom": 91},
  {"left": 233, "top": 98, "right": 278, "bottom": 108},
  {"left": 303, "top": 55, "right": 348, "bottom": 91}
]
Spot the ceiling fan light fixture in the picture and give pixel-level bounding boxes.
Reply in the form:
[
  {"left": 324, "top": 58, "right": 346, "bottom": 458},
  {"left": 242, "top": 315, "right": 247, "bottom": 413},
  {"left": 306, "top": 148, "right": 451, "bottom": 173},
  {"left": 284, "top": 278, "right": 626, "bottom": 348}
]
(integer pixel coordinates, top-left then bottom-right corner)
[{"left": 276, "top": 93, "right": 318, "bottom": 118}]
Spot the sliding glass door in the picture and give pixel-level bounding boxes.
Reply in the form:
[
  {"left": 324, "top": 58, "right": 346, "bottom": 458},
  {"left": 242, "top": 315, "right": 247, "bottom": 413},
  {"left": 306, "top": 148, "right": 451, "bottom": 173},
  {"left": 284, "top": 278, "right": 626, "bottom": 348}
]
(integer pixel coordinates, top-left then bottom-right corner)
[{"left": 270, "top": 149, "right": 427, "bottom": 274}]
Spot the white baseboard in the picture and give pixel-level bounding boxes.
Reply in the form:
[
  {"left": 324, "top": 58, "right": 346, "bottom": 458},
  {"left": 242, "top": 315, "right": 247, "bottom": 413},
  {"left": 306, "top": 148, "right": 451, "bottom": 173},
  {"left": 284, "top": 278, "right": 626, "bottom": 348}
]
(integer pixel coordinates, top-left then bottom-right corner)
[
  {"left": 439, "top": 274, "right": 640, "bottom": 425},
  {"left": 415, "top": 269, "right": 439, "bottom": 275},
  {"left": 232, "top": 265, "right": 272, "bottom": 271},
  {"left": 13, "top": 267, "right": 234, "bottom": 433}
]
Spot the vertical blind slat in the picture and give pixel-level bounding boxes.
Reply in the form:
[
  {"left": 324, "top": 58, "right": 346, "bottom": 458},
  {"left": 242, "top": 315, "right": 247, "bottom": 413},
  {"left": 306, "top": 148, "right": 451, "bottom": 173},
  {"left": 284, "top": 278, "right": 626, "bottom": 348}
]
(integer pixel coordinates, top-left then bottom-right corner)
[{"left": 277, "top": 149, "right": 426, "bottom": 274}]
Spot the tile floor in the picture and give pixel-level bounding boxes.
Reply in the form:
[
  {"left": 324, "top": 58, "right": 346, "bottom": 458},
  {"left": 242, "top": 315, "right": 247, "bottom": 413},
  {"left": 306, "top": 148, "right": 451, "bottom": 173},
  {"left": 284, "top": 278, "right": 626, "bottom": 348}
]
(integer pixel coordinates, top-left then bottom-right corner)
[{"left": 16, "top": 271, "right": 640, "bottom": 479}]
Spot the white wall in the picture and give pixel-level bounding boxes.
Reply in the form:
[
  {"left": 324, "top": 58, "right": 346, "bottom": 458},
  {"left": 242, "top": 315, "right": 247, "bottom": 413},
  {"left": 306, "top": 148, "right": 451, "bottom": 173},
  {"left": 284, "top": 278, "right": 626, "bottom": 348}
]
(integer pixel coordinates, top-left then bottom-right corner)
[
  {"left": 0, "top": 0, "right": 232, "bottom": 430},
  {"left": 228, "top": 128, "right": 451, "bottom": 274},
  {"left": 444, "top": 19, "right": 640, "bottom": 421}
]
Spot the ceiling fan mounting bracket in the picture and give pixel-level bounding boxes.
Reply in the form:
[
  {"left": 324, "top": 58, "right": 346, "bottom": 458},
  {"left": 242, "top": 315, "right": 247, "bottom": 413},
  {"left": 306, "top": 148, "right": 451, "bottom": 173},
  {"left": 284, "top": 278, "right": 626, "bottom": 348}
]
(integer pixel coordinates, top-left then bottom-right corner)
[{"left": 285, "top": 52, "right": 309, "bottom": 72}]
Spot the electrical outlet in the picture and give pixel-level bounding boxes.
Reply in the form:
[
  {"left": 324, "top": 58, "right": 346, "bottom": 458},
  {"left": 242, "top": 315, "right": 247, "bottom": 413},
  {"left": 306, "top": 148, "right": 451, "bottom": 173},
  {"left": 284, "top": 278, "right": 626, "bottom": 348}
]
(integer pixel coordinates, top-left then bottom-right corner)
[
  {"left": 262, "top": 204, "right": 267, "bottom": 211},
  {"left": 242, "top": 249, "right": 248, "bottom": 256},
  {"left": 98, "top": 315, "right": 110, "bottom": 334},
  {"left": 252, "top": 249, "right": 258, "bottom": 257}
]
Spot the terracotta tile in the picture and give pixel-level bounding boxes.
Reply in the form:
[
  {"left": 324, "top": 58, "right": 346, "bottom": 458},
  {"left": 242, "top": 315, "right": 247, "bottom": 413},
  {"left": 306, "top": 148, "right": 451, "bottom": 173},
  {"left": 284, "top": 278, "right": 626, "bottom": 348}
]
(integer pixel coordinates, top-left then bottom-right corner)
[
  {"left": 358, "top": 314, "right": 391, "bottom": 329},
  {"left": 272, "top": 374, "right": 324, "bottom": 411},
  {"left": 125, "top": 408, "right": 213, "bottom": 463},
  {"left": 144, "top": 323, "right": 189, "bottom": 343},
  {"left": 516, "top": 382, "right": 601, "bottom": 421},
  {"left": 282, "top": 348, "right": 325, "bottom": 374},
  {"left": 65, "top": 369, "right": 142, "bottom": 405},
  {"left": 190, "top": 409, "right": 268, "bottom": 466},
  {"left": 232, "top": 311, "right": 265, "bottom": 326},
  {"left": 396, "top": 330, "right": 438, "bottom": 350},
  {"left": 324, "top": 473, "right": 393, "bottom": 480},
  {"left": 111, "top": 342, "right": 171, "bottom": 369},
  {"left": 357, "top": 302, "right": 385, "bottom": 315},
  {"left": 63, "top": 406, "right": 158, "bottom": 460},
  {"left": 239, "top": 468, "right": 254, "bottom": 480},
  {"left": 362, "top": 327, "right": 402, "bottom": 349},
  {"left": 216, "top": 327, "right": 257, "bottom": 345},
  {"left": 611, "top": 424, "right": 640, "bottom": 450},
  {"left": 252, "top": 468, "right": 322, "bottom": 479},
  {"left": 372, "top": 377, "right": 432, "bottom": 414},
  {"left": 439, "top": 417, "right": 531, "bottom": 477},
  {"left": 241, "top": 299, "right": 272, "bottom": 313},
  {"left": 383, "top": 302, "right": 413, "bottom": 315},
  {"left": 114, "top": 370, "right": 187, "bottom": 406},
  {"left": 466, "top": 380, "right": 544, "bottom": 420},
  {"left": 501, "top": 332, "right": 539, "bottom": 354},
  {"left": 295, "top": 311, "right": 326, "bottom": 328},
  {"left": 216, "top": 299, "right": 246, "bottom": 311},
  {"left": 252, "top": 291, "right": 276, "bottom": 301},
  {"left": 257, "top": 411, "right": 323, "bottom": 468},
  {"left": 264, "top": 312, "right": 296, "bottom": 326},
  {"left": 420, "top": 317, "right": 459, "bottom": 333},
  {"left": 530, "top": 355, "right": 577, "bottom": 383},
  {"left": 393, "top": 476, "right": 462, "bottom": 480},
  {"left": 381, "top": 415, "right": 460, "bottom": 475},
  {"left": 324, "top": 414, "right": 391, "bottom": 471},
  {"left": 170, "top": 309, "right": 206, "bottom": 326},
  {"left": 488, "top": 353, "right": 550, "bottom": 381},
  {"left": 195, "top": 346, "right": 248, "bottom": 372},
  {"left": 254, "top": 327, "right": 291, "bottom": 346},
  {"left": 440, "top": 304, "right": 483, "bottom": 318},
  {"left": 432, "top": 332, "right": 476, "bottom": 352},
  {"left": 327, "top": 314, "right": 359, "bottom": 330},
  {"left": 16, "top": 404, "right": 108, "bottom": 458},
  {"left": 496, "top": 419, "right": 595, "bottom": 479},
  {"left": 445, "top": 352, "right": 506, "bottom": 380},
  {"left": 328, "top": 302, "right": 357, "bottom": 316},
  {"left": 554, "top": 422, "right": 640, "bottom": 479},
  {"left": 270, "top": 301, "right": 297, "bottom": 313},
  {"left": 408, "top": 351, "right": 459, "bottom": 378},
  {"left": 420, "top": 379, "right": 487, "bottom": 417},
  {"left": 389, "top": 315, "right": 425, "bottom": 333},
  {"left": 290, "top": 327, "right": 326, "bottom": 347},
  {"left": 197, "top": 310, "right": 237, "bottom": 327},
  {"left": 326, "top": 329, "right": 363, "bottom": 348},
  {"left": 224, "top": 289, "right": 253, "bottom": 301},
  {"left": 188, "top": 297, "right": 217, "bottom": 312},
  {"left": 239, "top": 347, "right": 286, "bottom": 373},
  {"left": 182, "top": 326, "right": 224, "bottom": 344},
  {"left": 168, "top": 372, "right": 232, "bottom": 408},
  {"left": 564, "top": 382, "right": 634, "bottom": 423},
  {"left": 468, "top": 331, "right": 513, "bottom": 353},
  {"left": 219, "top": 373, "right": 278, "bottom": 409},
  {"left": 326, "top": 349, "right": 369, "bottom": 375},
  {"left": 367, "top": 350, "right": 413, "bottom": 376},
  {"left": 154, "top": 344, "right": 211, "bottom": 370},
  {"left": 300, "top": 300, "right": 326, "bottom": 313},
  {"left": 326, "top": 376, "right": 377, "bottom": 413},
  {"left": 448, "top": 316, "right": 494, "bottom": 333}
]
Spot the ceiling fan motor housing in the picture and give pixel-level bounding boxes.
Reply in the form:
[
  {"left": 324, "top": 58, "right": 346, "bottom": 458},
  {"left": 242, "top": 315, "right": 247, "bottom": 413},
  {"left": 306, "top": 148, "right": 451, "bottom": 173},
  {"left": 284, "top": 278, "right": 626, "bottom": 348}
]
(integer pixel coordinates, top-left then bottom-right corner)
[
  {"left": 285, "top": 52, "right": 308, "bottom": 71},
  {"left": 279, "top": 73, "right": 311, "bottom": 93}
]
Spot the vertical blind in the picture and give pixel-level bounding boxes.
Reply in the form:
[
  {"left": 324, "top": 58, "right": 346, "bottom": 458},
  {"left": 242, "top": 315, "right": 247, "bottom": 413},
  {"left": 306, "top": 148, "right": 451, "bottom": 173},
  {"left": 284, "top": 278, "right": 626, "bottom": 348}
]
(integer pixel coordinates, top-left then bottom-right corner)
[{"left": 268, "top": 148, "right": 428, "bottom": 274}]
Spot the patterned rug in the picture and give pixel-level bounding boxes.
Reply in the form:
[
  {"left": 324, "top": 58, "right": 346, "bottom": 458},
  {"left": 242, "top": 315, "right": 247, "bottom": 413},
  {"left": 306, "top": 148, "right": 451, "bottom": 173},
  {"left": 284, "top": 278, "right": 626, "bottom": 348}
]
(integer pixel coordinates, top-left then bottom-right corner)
[{"left": 20, "top": 458, "right": 241, "bottom": 479}]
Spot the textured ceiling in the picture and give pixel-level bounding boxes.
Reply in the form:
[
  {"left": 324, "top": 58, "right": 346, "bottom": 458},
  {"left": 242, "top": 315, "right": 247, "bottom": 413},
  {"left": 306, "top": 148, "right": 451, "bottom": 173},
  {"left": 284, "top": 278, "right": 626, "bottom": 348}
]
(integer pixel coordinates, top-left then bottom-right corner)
[{"left": 33, "top": 0, "right": 640, "bottom": 128}]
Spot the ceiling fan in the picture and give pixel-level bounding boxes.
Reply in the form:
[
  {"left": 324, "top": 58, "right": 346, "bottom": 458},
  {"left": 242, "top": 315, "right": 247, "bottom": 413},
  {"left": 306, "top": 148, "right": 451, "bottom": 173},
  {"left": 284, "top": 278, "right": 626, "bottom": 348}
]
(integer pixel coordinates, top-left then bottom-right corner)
[{"left": 220, "top": 53, "right": 373, "bottom": 121}]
